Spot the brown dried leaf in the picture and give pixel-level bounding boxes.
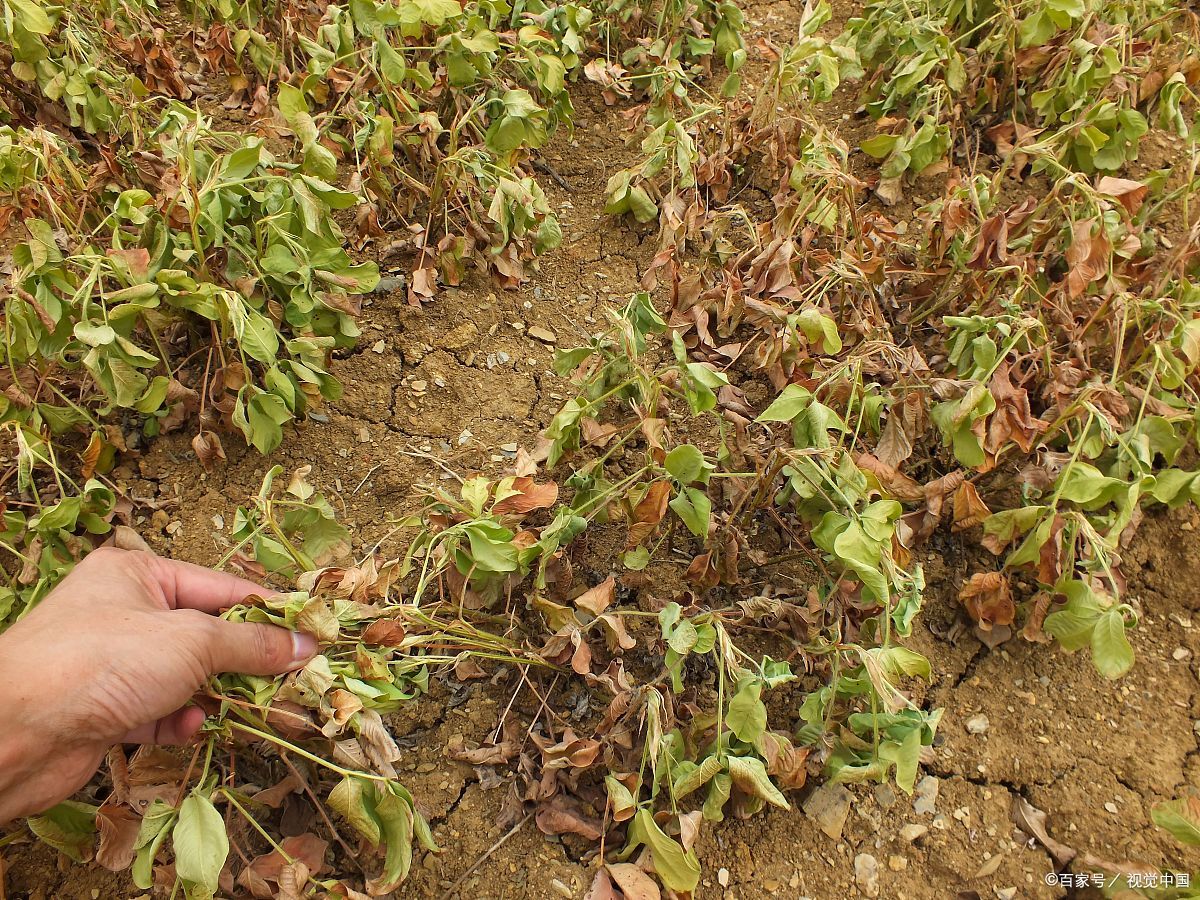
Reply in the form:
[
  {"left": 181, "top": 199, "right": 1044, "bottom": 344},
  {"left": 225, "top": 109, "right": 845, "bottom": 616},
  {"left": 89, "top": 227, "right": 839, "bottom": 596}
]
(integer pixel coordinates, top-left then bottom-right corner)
[
  {"left": 967, "top": 213, "right": 1008, "bottom": 271},
  {"left": 493, "top": 477, "right": 560, "bottom": 515},
  {"left": 361, "top": 618, "right": 407, "bottom": 647},
  {"left": 534, "top": 797, "right": 603, "bottom": 840},
  {"left": 606, "top": 864, "right": 661, "bottom": 900},
  {"left": 447, "top": 734, "right": 518, "bottom": 766},
  {"left": 628, "top": 481, "right": 672, "bottom": 547},
  {"left": 1022, "top": 591, "right": 1053, "bottom": 644},
  {"left": 1065, "top": 218, "right": 1111, "bottom": 299},
  {"left": 191, "top": 430, "right": 226, "bottom": 473},
  {"left": 574, "top": 576, "right": 616, "bottom": 616},
  {"left": 986, "top": 363, "right": 1046, "bottom": 455},
  {"left": 96, "top": 804, "right": 140, "bottom": 871},
  {"left": 454, "top": 656, "right": 488, "bottom": 680},
  {"left": 1095, "top": 176, "right": 1147, "bottom": 216},
  {"left": 536, "top": 728, "right": 601, "bottom": 770},
  {"left": 958, "top": 571, "right": 1015, "bottom": 631},
  {"left": 952, "top": 481, "right": 991, "bottom": 531},
  {"left": 876, "top": 391, "right": 926, "bottom": 469},
  {"left": 585, "top": 867, "right": 622, "bottom": 900},
  {"left": 856, "top": 453, "right": 924, "bottom": 501},
  {"left": 249, "top": 775, "right": 303, "bottom": 810},
  {"left": 1012, "top": 797, "right": 1076, "bottom": 866}
]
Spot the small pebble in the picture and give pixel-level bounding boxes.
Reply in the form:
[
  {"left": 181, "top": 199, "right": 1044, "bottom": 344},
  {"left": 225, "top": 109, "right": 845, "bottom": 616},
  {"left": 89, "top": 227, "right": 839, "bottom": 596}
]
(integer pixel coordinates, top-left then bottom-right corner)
[
  {"left": 854, "top": 854, "right": 879, "bottom": 899},
  {"left": 967, "top": 714, "right": 990, "bottom": 735},
  {"left": 1104, "top": 801, "right": 1119, "bottom": 814},
  {"left": 900, "top": 824, "right": 928, "bottom": 843},
  {"left": 717, "top": 867, "right": 730, "bottom": 887},
  {"left": 1173, "top": 647, "right": 1191, "bottom": 661}
]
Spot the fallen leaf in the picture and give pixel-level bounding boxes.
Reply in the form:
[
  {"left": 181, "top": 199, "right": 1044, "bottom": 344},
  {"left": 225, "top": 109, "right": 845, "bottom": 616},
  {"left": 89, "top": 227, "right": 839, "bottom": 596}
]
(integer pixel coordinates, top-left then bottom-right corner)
[
  {"left": 959, "top": 571, "right": 1015, "bottom": 631},
  {"left": 574, "top": 576, "right": 616, "bottom": 616},
  {"left": 606, "top": 863, "right": 661, "bottom": 900},
  {"left": 1012, "top": 797, "right": 1076, "bottom": 866},
  {"left": 585, "top": 868, "right": 622, "bottom": 900},
  {"left": 534, "top": 797, "right": 603, "bottom": 840}
]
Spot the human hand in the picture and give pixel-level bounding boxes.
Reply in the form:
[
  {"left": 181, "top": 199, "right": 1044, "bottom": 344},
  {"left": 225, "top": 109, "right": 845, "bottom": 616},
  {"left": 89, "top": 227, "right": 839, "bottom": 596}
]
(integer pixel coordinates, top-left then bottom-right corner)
[{"left": 0, "top": 547, "right": 317, "bottom": 824}]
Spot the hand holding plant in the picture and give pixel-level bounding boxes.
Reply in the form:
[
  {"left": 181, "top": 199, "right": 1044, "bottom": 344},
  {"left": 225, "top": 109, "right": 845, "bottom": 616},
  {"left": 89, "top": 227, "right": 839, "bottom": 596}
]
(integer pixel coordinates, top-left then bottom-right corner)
[{"left": 0, "top": 548, "right": 316, "bottom": 825}]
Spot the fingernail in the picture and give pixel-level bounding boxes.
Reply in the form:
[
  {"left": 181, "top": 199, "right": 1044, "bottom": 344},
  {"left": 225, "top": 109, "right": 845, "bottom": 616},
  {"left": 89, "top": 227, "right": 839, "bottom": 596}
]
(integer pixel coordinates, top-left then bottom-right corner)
[{"left": 290, "top": 631, "right": 318, "bottom": 666}]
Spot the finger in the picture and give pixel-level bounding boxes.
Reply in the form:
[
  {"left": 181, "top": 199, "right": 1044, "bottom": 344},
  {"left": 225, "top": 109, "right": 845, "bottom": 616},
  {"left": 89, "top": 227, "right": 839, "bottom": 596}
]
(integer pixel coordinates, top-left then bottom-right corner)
[
  {"left": 203, "top": 618, "right": 318, "bottom": 677},
  {"left": 148, "top": 555, "right": 272, "bottom": 614},
  {"left": 121, "top": 706, "right": 207, "bottom": 745}
]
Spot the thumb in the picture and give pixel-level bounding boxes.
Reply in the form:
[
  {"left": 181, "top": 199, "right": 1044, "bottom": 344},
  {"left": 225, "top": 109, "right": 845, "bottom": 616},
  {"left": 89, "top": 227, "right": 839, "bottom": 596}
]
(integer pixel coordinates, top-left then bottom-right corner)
[{"left": 203, "top": 619, "right": 319, "bottom": 677}]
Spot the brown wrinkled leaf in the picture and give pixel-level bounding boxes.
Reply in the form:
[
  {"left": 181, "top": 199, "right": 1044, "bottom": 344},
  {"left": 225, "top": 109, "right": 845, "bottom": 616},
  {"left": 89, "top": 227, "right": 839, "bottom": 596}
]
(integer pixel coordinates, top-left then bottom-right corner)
[
  {"left": 986, "top": 363, "right": 1046, "bottom": 455},
  {"left": 952, "top": 481, "right": 991, "bottom": 531},
  {"left": 240, "top": 833, "right": 327, "bottom": 899},
  {"left": 249, "top": 775, "right": 303, "bottom": 809},
  {"left": 1022, "top": 591, "right": 1053, "bottom": 644},
  {"left": 361, "top": 618, "right": 407, "bottom": 647},
  {"left": 582, "top": 417, "right": 621, "bottom": 448},
  {"left": 447, "top": 732, "right": 518, "bottom": 766},
  {"left": 628, "top": 481, "right": 671, "bottom": 546},
  {"left": 677, "top": 810, "right": 703, "bottom": 851},
  {"left": 96, "top": 804, "right": 140, "bottom": 871},
  {"left": 758, "top": 732, "right": 809, "bottom": 791},
  {"left": 535, "top": 728, "right": 601, "bottom": 770},
  {"left": 967, "top": 213, "right": 1008, "bottom": 271},
  {"left": 574, "top": 576, "right": 616, "bottom": 616},
  {"left": 1065, "top": 218, "right": 1111, "bottom": 298},
  {"left": 81, "top": 431, "right": 106, "bottom": 479},
  {"left": 606, "top": 863, "right": 661, "bottom": 900},
  {"left": 191, "top": 430, "right": 226, "bottom": 473},
  {"left": 856, "top": 453, "right": 924, "bottom": 501},
  {"left": 876, "top": 391, "right": 926, "bottom": 469},
  {"left": 1012, "top": 797, "right": 1076, "bottom": 866},
  {"left": 454, "top": 656, "right": 488, "bottom": 680},
  {"left": 493, "top": 477, "right": 559, "bottom": 515},
  {"left": 585, "top": 867, "right": 622, "bottom": 900},
  {"left": 108, "top": 525, "right": 152, "bottom": 553},
  {"left": 598, "top": 612, "right": 637, "bottom": 652},
  {"left": 534, "top": 796, "right": 603, "bottom": 840},
  {"left": 959, "top": 571, "right": 1015, "bottom": 631},
  {"left": 1095, "top": 176, "right": 1147, "bottom": 216}
]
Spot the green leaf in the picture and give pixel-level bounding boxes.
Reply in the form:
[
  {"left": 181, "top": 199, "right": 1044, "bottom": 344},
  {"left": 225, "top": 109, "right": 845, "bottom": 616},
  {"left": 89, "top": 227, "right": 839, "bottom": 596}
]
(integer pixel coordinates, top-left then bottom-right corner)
[
  {"left": 878, "top": 727, "right": 923, "bottom": 794},
  {"left": 1151, "top": 796, "right": 1200, "bottom": 847},
  {"left": 726, "top": 679, "right": 767, "bottom": 743},
  {"left": 727, "top": 755, "right": 789, "bottom": 809},
  {"left": 8, "top": 0, "right": 54, "bottom": 34},
  {"left": 73, "top": 322, "right": 116, "bottom": 347},
  {"left": 172, "top": 792, "right": 228, "bottom": 899},
  {"left": 702, "top": 772, "right": 732, "bottom": 821},
  {"left": 27, "top": 801, "right": 97, "bottom": 862},
  {"left": 623, "top": 546, "right": 651, "bottom": 570},
  {"left": 667, "top": 618, "right": 698, "bottom": 655},
  {"left": 627, "top": 809, "right": 701, "bottom": 892},
  {"left": 463, "top": 521, "right": 519, "bottom": 573},
  {"left": 664, "top": 445, "right": 705, "bottom": 483},
  {"left": 1090, "top": 607, "right": 1134, "bottom": 679},
  {"left": 757, "top": 384, "right": 812, "bottom": 422},
  {"left": 671, "top": 756, "right": 724, "bottom": 798},
  {"left": 669, "top": 486, "right": 711, "bottom": 537},
  {"left": 374, "top": 786, "right": 416, "bottom": 891},
  {"left": 329, "top": 775, "right": 382, "bottom": 845},
  {"left": 132, "top": 800, "right": 177, "bottom": 889}
]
